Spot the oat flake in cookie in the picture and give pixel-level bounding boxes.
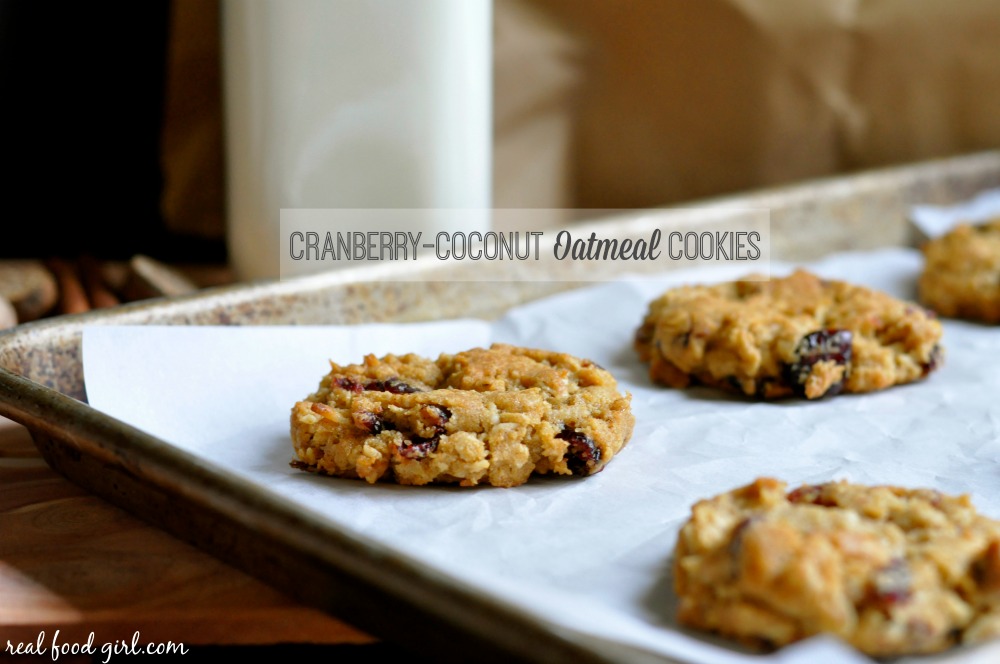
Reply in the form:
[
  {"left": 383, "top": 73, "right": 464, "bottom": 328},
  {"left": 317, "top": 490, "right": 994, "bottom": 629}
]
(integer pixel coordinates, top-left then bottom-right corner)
[
  {"left": 290, "top": 343, "right": 635, "bottom": 488},
  {"left": 673, "top": 478, "right": 1000, "bottom": 656},
  {"left": 635, "top": 269, "right": 943, "bottom": 399},
  {"left": 919, "top": 218, "right": 1000, "bottom": 323}
]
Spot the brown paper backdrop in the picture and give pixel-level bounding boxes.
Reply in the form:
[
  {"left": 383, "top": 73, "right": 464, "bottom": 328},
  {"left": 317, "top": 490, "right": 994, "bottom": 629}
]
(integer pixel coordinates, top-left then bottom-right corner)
[
  {"left": 526, "top": 0, "right": 1000, "bottom": 208},
  {"left": 160, "top": 0, "right": 1000, "bottom": 237}
]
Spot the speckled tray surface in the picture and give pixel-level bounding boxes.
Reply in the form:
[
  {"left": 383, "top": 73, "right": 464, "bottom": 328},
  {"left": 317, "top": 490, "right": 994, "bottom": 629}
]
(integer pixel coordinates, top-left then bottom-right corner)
[{"left": 1, "top": 153, "right": 999, "bottom": 664}]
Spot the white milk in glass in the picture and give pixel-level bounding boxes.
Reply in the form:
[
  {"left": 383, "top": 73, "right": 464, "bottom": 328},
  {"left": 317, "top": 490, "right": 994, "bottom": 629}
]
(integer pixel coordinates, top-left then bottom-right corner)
[{"left": 223, "top": 0, "right": 492, "bottom": 280}]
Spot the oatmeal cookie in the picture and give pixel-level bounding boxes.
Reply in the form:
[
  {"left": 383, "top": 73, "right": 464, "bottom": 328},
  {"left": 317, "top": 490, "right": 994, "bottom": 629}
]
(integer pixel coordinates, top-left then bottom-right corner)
[
  {"left": 635, "top": 269, "right": 943, "bottom": 399},
  {"left": 290, "top": 343, "right": 634, "bottom": 487},
  {"left": 919, "top": 219, "right": 1000, "bottom": 323},
  {"left": 674, "top": 478, "right": 1000, "bottom": 656}
]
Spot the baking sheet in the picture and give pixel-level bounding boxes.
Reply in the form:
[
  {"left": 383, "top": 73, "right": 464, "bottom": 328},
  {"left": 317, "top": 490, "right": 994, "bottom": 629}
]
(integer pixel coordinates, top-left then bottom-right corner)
[{"left": 82, "top": 248, "right": 1000, "bottom": 664}]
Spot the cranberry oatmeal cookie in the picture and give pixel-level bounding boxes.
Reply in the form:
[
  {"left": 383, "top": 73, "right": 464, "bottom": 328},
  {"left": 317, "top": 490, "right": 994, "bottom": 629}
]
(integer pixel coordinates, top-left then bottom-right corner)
[
  {"left": 674, "top": 478, "right": 1000, "bottom": 656},
  {"left": 635, "top": 269, "right": 943, "bottom": 399},
  {"left": 290, "top": 344, "right": 634, "bottom": 487},
  {"left": 919, "top": 218, "right": 1000, "bottom": 323}
]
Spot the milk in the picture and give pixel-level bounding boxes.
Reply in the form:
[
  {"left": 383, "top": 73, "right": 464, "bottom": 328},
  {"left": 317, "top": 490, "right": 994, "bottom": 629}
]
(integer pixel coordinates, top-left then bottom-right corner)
[{"left": 223, "top": 0, "right": 492, "bottom": 280}]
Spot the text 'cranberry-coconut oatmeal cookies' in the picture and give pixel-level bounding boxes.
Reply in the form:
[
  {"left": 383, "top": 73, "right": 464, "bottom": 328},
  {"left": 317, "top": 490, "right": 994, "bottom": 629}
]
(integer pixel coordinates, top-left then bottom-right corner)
[
  {"left": 635, "top": 269, "right": 943, "bottom": 399},
  {"left": 673, "top": 478, "right": 1000, "bottom": 656},
  {"left": 290, "top": 344, "right": 635, "bottom": 488}
]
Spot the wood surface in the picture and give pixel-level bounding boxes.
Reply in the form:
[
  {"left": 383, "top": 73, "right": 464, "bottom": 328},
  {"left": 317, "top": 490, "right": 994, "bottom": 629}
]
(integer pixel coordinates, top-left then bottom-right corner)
[{"left": 0, "top": 416, "right": 372, "bottom": 647}]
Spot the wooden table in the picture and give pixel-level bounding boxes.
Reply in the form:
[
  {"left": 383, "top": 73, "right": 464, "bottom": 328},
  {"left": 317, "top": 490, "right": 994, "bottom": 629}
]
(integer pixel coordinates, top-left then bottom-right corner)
[{"left": 0, "top": 416, "right": 375, "bottom": 650}]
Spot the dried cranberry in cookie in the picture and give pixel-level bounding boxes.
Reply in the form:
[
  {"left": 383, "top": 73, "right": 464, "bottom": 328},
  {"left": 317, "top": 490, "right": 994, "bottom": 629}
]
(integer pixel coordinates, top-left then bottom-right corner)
[
  {"left": 556, "top": 427, "right": 601, "bottom": 475},
  {"left": 785, "top": 329, "right": 853, "bottom": 398},
  {"left": 398, "top": 436, "right": 439, "bottom": 460}
]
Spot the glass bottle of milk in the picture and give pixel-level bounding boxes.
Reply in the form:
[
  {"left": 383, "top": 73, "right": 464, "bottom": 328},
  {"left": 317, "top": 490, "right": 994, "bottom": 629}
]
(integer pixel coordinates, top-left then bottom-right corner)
[{"left": 223, "top": 0, "right": 492, "bottom": 280}]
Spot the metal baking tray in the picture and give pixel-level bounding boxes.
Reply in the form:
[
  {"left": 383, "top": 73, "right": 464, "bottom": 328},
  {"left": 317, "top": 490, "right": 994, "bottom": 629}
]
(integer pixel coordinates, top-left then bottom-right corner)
[{"left": 2, "top": 152, "right": 999, "bottom": 663}]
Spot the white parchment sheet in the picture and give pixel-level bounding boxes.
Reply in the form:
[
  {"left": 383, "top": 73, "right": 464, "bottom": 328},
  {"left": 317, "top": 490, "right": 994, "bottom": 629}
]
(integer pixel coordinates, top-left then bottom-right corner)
[
  {"left": 911, "top": 187, "right": 1000, "bottom": 239},
  {"left": 84, "top": 249, "right": 1000, "bottom": 664}
]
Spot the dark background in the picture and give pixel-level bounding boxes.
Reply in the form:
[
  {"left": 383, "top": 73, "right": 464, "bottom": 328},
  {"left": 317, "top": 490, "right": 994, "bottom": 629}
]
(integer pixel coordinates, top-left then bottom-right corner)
[{"left": 0, "top": 0, "right": 221, "bottom": 260}]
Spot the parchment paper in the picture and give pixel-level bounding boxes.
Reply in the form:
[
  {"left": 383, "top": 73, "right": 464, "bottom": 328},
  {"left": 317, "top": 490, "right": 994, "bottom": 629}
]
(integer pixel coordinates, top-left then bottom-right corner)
[
  {"left": 83, "top": 249, "right": 1000, "bottom": 664},
  {"left": 911, "top": 187, "right": 1000, "bottom": 239}
]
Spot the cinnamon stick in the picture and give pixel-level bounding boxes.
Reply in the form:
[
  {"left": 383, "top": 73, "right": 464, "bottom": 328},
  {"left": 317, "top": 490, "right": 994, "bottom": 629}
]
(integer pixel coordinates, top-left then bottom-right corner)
[
  {"left": 46, "top": 258, "right": 90, "bottom": 315},
  {"left": 80, "top": 256, "right": 120, "bottom": 309}
]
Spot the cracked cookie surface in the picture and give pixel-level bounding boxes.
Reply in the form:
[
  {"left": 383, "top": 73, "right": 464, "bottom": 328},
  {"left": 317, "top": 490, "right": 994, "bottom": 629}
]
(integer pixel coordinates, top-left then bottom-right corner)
[
  {"left": 919, "top": 219, "right": 1000, "bottom": 323},
  {"left": 290, "top": 343, "right": 634, "bottom": 487},
  {"left": 674, "top": 478, "right": 1000, "bottom": 656},
  {"left": 635, "top": 269, "right": 943, "bottom": 399}
]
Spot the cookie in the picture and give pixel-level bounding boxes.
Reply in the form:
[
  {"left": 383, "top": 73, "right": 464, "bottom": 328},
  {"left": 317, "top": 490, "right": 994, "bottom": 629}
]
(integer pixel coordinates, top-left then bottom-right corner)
[
  {"left": 919, "top": 218, "right": 1000, "bottom": 323},
  {"left": 290, "top": 343, "right": 635, "bottom": 488},
  {"left": 635, "top": 269, "right": 943, "bottom": 399},
  {"left": 673, "top": 478, "right": 1000, "bottom": 656}
]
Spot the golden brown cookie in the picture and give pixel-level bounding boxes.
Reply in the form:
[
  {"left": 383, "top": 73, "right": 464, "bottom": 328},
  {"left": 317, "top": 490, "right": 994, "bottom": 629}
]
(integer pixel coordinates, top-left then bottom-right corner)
[
  {"left": 290, "top": 344, "right": 635, "bottom": 487},
  {"left": 674, "top": 478, "right": 1000, "bottom": 656},
  {"left": 919, "top": 219, "right": 1000, "bottom": 323},
  {"left": 635, "top": 269, "right": 943, "bottom": 399}
]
